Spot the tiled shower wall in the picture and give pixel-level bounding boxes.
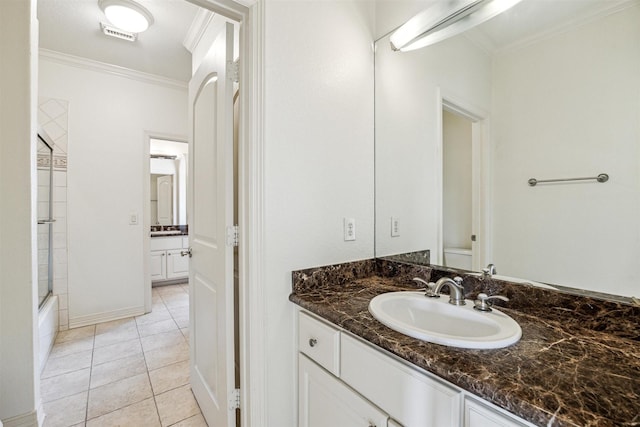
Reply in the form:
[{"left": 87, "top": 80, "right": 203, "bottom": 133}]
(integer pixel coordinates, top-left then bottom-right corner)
[{"left": 39, "top": 97, "right": 69, "bottom": 331}]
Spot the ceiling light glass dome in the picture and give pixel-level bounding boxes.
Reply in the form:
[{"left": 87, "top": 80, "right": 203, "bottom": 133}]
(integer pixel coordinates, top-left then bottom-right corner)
[{"left": 99, "top": 0, "right": 154, "bottom": 33}]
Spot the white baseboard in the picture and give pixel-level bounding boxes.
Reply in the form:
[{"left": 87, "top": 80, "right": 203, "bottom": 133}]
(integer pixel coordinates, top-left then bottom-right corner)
[
  {"left": 2, "top": 408, "right": 39, "bottom": 427},
  {"left": 68, "top": 305, "right": 145, "bottom": 329}
]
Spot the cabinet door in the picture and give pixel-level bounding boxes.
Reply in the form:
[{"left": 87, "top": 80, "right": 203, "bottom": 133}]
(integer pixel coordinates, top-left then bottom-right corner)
[
  {"left": 464, "top": 398, "right": 533, "bottom": 427},
  {"left": 299, "top": 354, "right": 388, "bottom": 427},
  {"left": 167, "top": 249, "right": 189, "bottom": 279},
  {"left": 150, "top": 250, "right": 167, "bottom": 281}
]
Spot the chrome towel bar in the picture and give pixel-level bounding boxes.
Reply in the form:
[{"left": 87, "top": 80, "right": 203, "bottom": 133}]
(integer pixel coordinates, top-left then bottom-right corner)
[{"left": 528, "top": 173, "right": 609, "bottom": 187}]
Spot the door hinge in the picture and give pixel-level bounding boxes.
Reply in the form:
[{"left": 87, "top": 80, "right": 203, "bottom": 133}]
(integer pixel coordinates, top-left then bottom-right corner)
[
  {"left": 227, "top": 60, "right": 239, "bottom": 83},
  {"left": 226, "top": 225, "right": 239, "bottom": 247},
  {"left": 230, "top": 388, "right": 241, "bottom": 410}
]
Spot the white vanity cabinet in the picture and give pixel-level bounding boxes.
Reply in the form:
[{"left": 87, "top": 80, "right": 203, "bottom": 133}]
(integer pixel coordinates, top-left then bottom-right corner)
[
  {"left": 299, "top": 354, "right": 389, "bottom": 427},
  {"left": 150, "top": 236, "right": 189, "bottom": 282},
  {"left": 341, "top": 332, "right": 461, "bottom": 426},
  {"left": 297, "top": 310, "right": 536, "bottom": 427},
  {"left": 150, "top": 250, "right": 168, "bottom": 281},
  {"left": 166, "top": 249, "right": 189, "bottom": 278},
  {"left": 464, "top": 397, "right": 533, "bottom": 427}
]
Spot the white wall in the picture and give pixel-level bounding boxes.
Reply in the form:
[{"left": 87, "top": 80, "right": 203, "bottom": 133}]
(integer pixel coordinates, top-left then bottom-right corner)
[
  {"left": 491, "top": 5, "right": 640, "bottom": 295},
  {"left": 374, "top": 0, "right": 430, "bottom": 40},
  {"left": 0, "top": 0, "right": 40, "bottom": 423},
  {"left": 375, "top": 32, "right": 492, "bottom": 261},
  {"left": 263, "top": 1, "right": 375, "bottom": 425},
  {"left": 39, "top": 57, "right": 188, "bottom": 326}
]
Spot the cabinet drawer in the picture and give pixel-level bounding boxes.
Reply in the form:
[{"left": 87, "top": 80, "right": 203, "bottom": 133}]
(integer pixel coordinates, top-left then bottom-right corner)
[
  {"left": 298, "top": 311, "right": 340, "bottom": 377},
  {"left": 341, "top": 333, "right": 461, "bottom": 427}
]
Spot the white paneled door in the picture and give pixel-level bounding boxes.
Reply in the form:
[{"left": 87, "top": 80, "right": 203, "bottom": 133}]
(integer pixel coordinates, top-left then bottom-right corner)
[{"left": 188, "top": 22, "right": 236, "bottom": 427}]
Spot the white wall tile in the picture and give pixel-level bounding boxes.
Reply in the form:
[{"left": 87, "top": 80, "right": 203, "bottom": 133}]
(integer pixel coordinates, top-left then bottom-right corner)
[
  {"left": 53, "top": 278, "right": 68, "bottom": 295},
  {"left": 53, "top": 170, "right": 67, "bottom": 187}
]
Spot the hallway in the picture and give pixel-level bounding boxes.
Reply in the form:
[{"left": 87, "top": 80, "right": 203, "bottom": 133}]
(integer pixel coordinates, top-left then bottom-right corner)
[{"left": 40, "top": 284, "right": 207, "bottom": 426}]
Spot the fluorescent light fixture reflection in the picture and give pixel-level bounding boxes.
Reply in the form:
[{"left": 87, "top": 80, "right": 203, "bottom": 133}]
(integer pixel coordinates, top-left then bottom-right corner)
[
  {"left": 99, "top": 0, "right": 154, "bottom": 33},
  {"left": 390, "top": 0, "right": 522, "bottom": 52}
]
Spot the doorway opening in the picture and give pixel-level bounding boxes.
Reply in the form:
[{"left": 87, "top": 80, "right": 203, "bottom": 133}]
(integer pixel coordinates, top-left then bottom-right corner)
[
  {"left": 437, "top": 96, "right": 490, "bottom": 272},
  {"left": 442, "top": 109, "right": 473, "bottom": 270}
]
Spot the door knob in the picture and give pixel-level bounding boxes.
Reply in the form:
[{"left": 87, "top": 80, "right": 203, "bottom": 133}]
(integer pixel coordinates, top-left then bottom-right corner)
[{"left": 180, "top": 248, "right": 192, "bottom": 258}]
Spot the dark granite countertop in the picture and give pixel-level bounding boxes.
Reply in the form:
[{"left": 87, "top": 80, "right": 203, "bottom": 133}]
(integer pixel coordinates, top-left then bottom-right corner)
[
  {"left": 150, "top": 225, "right": 188, "bottom": 237},
  {"left": 289, "top": 259, "right": 640, "bottom": 427},
  {"left": 150, "top": 231, "right": 189, "bottom": 237}
]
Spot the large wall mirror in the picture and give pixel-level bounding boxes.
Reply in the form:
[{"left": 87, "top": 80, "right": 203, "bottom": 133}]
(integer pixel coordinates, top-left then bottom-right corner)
[
  {"left": 150, "top": 138, "right": 189, "bottom": 226},
  {"left": 375, "top": 0, "right": 640, "bottom": 298}
]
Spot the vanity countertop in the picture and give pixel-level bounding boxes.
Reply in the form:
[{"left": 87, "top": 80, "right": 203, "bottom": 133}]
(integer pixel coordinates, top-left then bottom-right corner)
[
  {"left": 150, "top": 231, "right": 188, "bottom": 237},
  {"left": 150, "top": 225, "right": 188, "bottom": 237},
  {"left": 289, "top": 259, "right": 640, "bottom": 427}
]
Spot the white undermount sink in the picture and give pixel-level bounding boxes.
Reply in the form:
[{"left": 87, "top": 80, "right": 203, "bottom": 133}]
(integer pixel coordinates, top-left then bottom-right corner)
[{"left": 368, "top": 292, "right": 522, "bottom": 349}]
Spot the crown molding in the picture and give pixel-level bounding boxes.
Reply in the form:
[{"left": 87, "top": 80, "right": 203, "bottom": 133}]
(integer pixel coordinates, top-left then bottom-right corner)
[
  {"left": 183, "top": 8, "right": 215, "bottom": 53},
  {"left": 39, "top": 49, "right": 188, "bottom": 91},
  {"left": 495, "top": 0, "right": 638, "bottom": 56}
]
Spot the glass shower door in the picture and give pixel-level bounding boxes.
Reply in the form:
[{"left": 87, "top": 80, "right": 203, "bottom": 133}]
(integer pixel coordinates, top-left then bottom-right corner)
[{"left": 37, "top": 134, "right": 54, "bottom": 308}]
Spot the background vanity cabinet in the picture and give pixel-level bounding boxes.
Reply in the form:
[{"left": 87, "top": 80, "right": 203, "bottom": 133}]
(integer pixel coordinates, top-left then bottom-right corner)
[
  {"left": 150, "top": 250, "right": 168, "bottom": 281},
  {"left": 150, "top": 236, "right": 189, "bottom": 282},
  {"left": 297, "top": 311, "right": 536, "bottom": 427}
]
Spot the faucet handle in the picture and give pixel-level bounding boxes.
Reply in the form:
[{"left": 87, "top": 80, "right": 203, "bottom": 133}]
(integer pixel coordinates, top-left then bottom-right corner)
[
  {"left": 473, "top": 293, "right": 509, "bottom": 312},
  {"left": 412, "top": 277, "right": 440, "bottom": 298}
]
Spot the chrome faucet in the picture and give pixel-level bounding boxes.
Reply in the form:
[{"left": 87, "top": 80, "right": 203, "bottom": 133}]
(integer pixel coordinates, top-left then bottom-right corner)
[
  {"left": 412, "top": 277, "right": 439, "bottom": 297},
  {"left": 482, "top": 263, "right": 497, "bottom": 279},
  {"left": 433, "top": 276, "right": 466, "bottom": 306}
]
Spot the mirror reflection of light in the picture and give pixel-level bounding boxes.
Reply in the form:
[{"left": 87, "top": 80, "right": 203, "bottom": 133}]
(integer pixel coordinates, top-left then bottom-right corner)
[{"left": 391, "top": 0, "right": 522, "bottom": 52}]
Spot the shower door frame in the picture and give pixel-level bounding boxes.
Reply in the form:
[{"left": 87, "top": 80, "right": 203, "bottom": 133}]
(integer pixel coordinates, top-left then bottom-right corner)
[{"left": 37, "top": 130, "right": 55, "bottom": 308}]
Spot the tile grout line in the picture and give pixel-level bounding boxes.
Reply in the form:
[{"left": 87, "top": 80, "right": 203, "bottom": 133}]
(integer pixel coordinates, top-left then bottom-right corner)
[
  {"left": 87, "top": 309, "right": 160, "bottom": 425},
  {"left": 41, "top": 285, "right": 192, "bottom": 426},
  {"left": 84, "top": 325, "right": 97, "bottom": 425},
  {"left": 143, "top": 290, "right": 167, "bottom": 426}
]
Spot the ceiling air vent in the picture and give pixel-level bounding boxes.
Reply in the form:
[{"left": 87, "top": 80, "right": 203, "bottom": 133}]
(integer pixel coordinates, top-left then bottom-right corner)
[{"left": 100, "top": 22, "right": 137, "bottom": 42}]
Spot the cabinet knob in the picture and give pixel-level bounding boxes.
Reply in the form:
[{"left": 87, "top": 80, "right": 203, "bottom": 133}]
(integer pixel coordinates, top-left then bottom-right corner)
[{"left": 308, "top": 338, "right": 318, "bottom": 347}]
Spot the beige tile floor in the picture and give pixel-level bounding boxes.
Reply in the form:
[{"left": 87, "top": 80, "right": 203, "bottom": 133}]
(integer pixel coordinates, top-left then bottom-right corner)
[{"left": 41, "top": 284, "right": 208, "bottom": 427}]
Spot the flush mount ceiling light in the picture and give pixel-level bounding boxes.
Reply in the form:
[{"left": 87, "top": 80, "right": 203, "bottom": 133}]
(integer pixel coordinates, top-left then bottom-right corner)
[
  {"left": 99, "top": 0, "right": 154, "bottom": 33},
  {"left": 390, "top": 0, "right": 522, "bottom": 52}
]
